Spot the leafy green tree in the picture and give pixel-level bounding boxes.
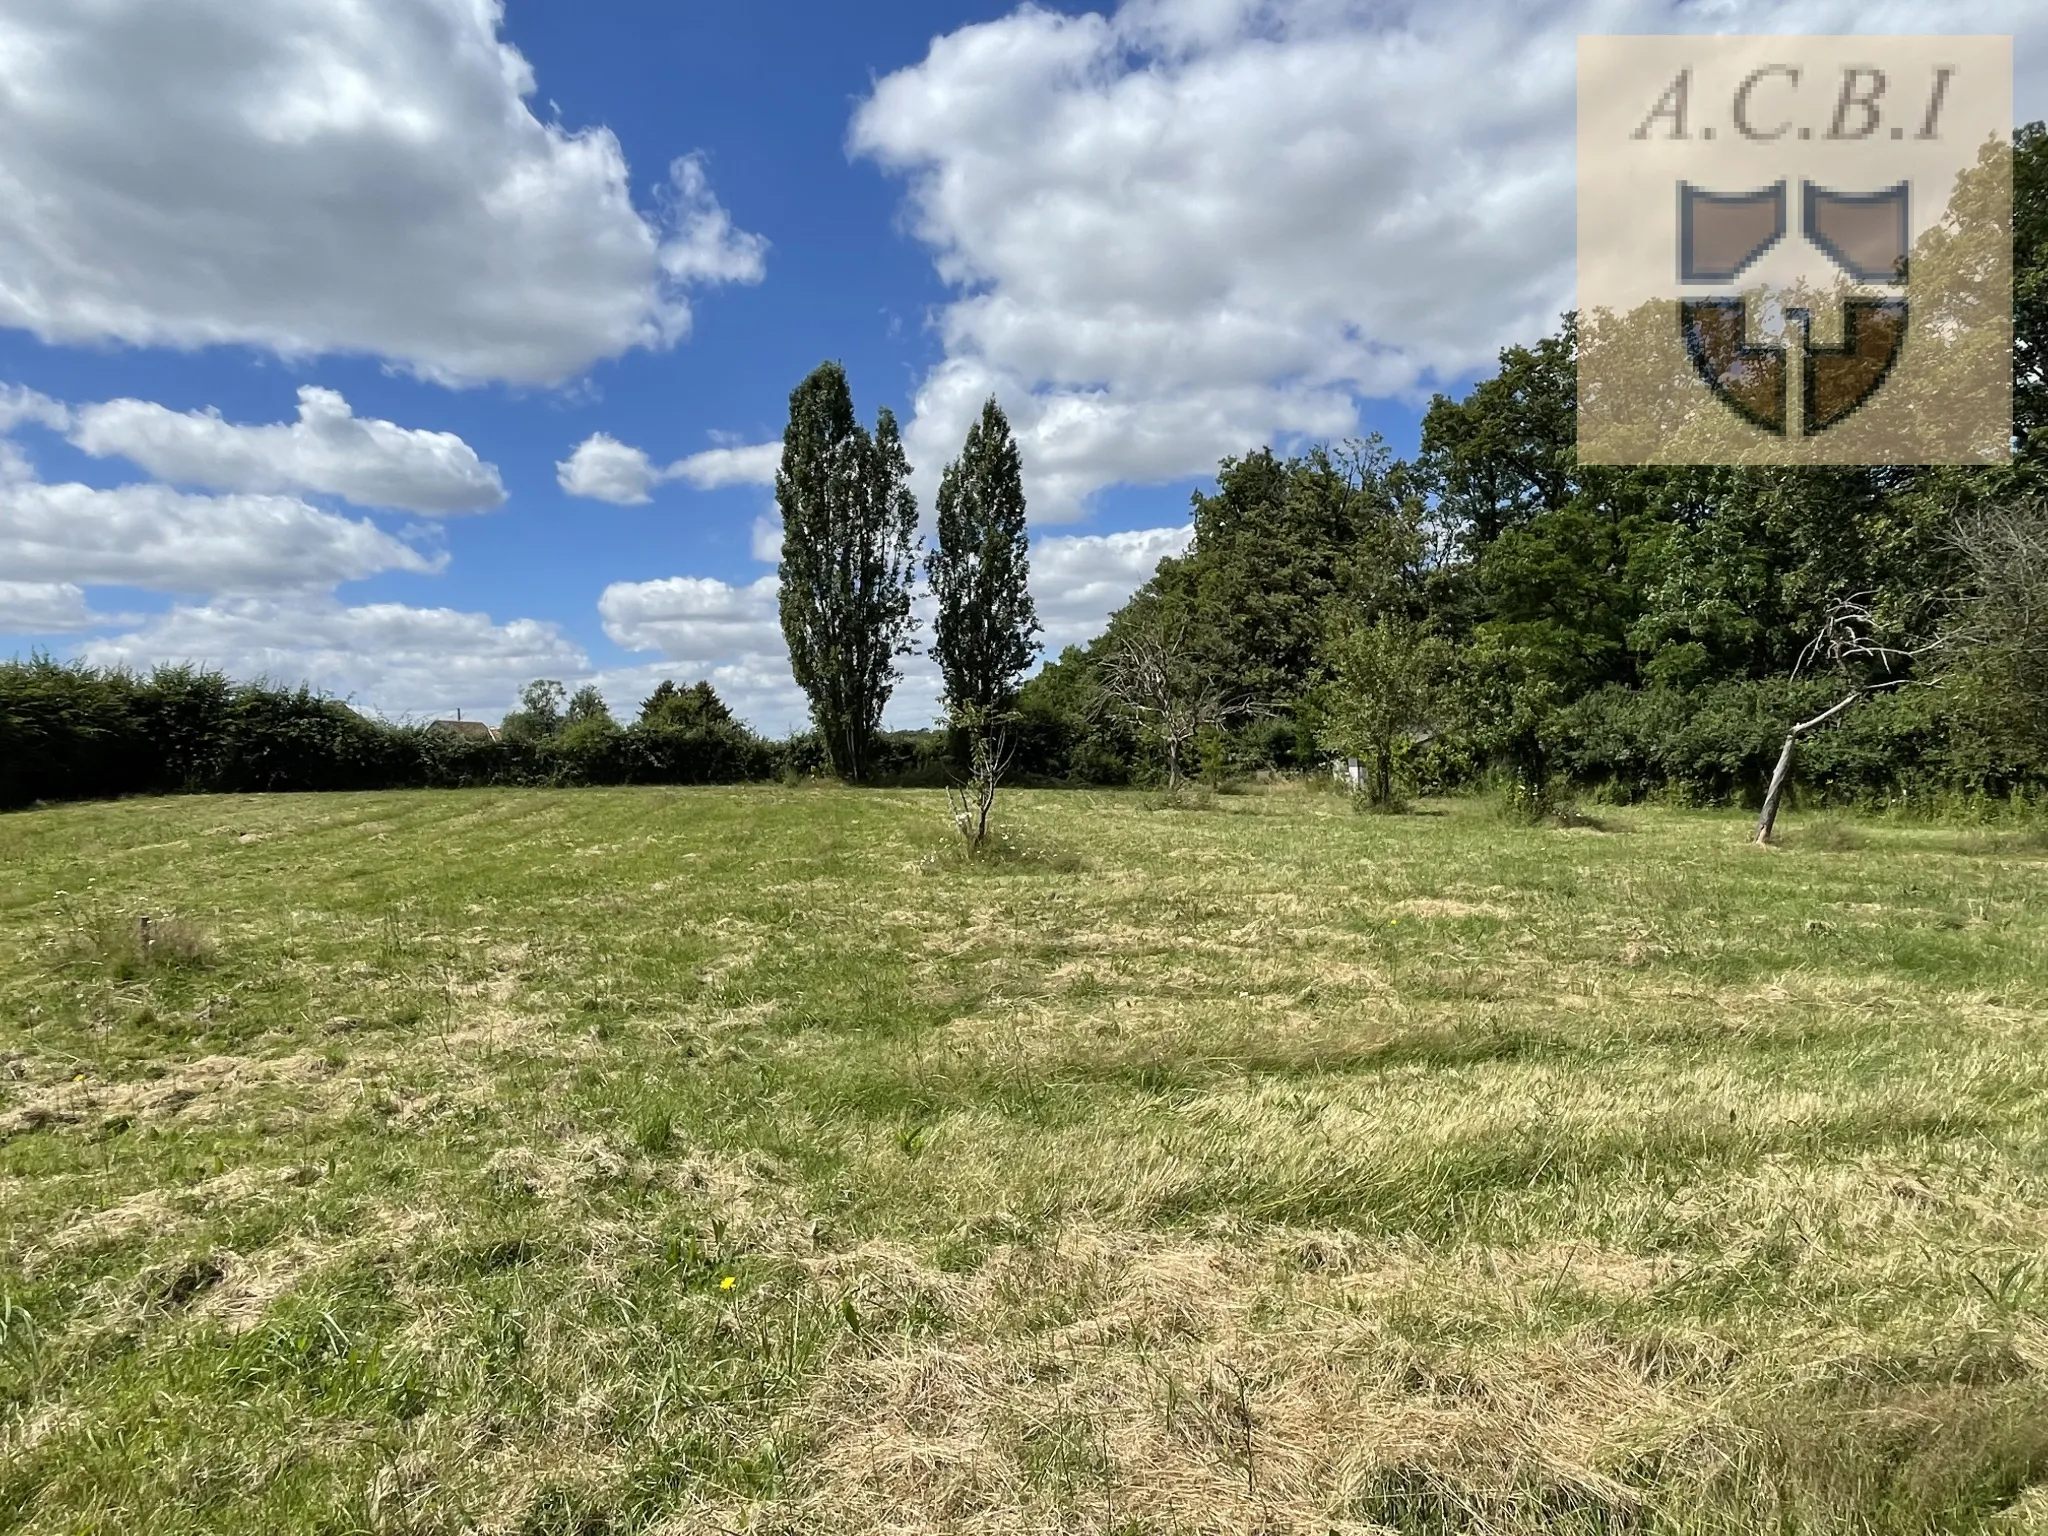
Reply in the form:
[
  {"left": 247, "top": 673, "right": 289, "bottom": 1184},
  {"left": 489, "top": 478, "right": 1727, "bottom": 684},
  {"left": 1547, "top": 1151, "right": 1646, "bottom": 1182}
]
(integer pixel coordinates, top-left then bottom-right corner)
[
  {"left": 775, "top": 362, "right": 920, "bottom": 781},
  {"left": 564, "top": 685, "right": 612, "bottom": 727},
  {"left": 929, "top": 397, "right": 1040, "bottom": 719},
  {"left": 1178, "top": 441, "right": 1425, "bottom": 706},
  {"left": 1419, "top": 323, "right": 1581, "bottom": 551},
  {"left": 1321, "top": 612, "right": 1445, "bottom": 806},
  {"left": 1629, "top": 465, "right": 1953, "bottom": 689},
  {"left": 1894, "top": 124, "right": 2048, "bottom": 541},
  {"left": 2018, "top": 122, "right": 2048, "bottom": 467},
  {"left": 555, "top": 684, "right": 622, "bottom": 783},
  {"left": 1014, "top": 644, "right": 1137, "bottom": 783},
  {"left": 1474, "top": 499, "right": 1650, "bottom": 695},
  {"left": 500, "top": 679, "right": 566, "bottom": 743},
  {"left": 639, "top": 679, "right": 735, "bottom": 730},
  {"left": 1069, "top": 441, "right": 1425, "bottom": 729}
]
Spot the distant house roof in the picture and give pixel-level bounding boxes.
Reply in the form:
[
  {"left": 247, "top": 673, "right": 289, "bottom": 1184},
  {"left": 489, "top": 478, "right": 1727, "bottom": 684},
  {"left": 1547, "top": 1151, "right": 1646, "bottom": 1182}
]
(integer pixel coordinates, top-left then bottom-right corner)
[{"left": 429, "top": 719, "right": 497, "bottom": 741}]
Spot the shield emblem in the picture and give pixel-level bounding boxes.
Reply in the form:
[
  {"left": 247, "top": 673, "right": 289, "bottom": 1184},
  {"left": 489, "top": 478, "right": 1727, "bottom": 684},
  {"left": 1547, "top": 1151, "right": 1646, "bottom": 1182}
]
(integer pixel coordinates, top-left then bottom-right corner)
[
  {"left": 1679, "top": 299, "right": 1787, "bottom": 434},
  {"left": 1577, "top": 35, "right": 2010, "bottom": 465},
  {"left": 1678, "top": 181, "right": 1786, "bottom": 283},
  {"left": 1804, "top": 180, "right": 1910, "bottom": 284},
  {"left": 1803, "top": 297, "right": 1908, "bottom": 433},
  {"left": 1677, "top": 180, "right": 1912, "bottom": 436}
]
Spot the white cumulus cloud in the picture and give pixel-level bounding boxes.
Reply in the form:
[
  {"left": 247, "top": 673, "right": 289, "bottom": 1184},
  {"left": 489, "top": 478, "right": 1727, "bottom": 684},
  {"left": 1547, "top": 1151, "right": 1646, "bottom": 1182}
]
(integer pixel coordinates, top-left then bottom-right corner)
[
  {"left": 600, "top": 573, "right": 786, "bottom": 667},
  {"left": 0, "top": 386, "right": 70, "bottom": 436},
  {"left": 673, "top": 442, "right": 781, "bottom": 490},
  {"left": 1030, "top": 524, "right": 1193, "bottom": 652},
  {"left": 78, "top": 597, "right": 588, "bottom": 721},
  {"left": 855, "top": 0, "right": 2048, "bottom": 519},
  {"left": 0, "top": 477, "right": 438, "bottom": 595},
  {"left": 0, "top": 0, "right": 765, "bottom": 385},
  {"left": 69, "top": 387, "right": 505, "bottom": 514},
  {"left": 598, "top": 572, "right": 808, "bottom": 729},
  {"left": 658, "top": 155, "right": 771, "bottom": 286},
  {"left": 0, "top": 581, "right": 105, "bottom": 633},
  {"left": 0, "top": 383, "right": 578, "bottom": 721},
  {"left": 557, "top": 433, "right": 664, "bottom": 505},
  {"left": 558, "top": 433, "right": 780, "bottom": 504}
]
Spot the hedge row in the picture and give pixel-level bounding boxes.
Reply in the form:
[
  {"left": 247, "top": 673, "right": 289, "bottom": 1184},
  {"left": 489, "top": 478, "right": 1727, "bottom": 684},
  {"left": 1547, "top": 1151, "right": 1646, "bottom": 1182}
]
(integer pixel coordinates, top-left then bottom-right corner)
[
  {"left": 1538, "top": 680, "right": 2045, "bottom": 807},
  {"left": 7, "top": 657, "right": 2043, "bottom": 810},
  {"left": 0, "top": 660, "right": 786, "bottom": 809}
]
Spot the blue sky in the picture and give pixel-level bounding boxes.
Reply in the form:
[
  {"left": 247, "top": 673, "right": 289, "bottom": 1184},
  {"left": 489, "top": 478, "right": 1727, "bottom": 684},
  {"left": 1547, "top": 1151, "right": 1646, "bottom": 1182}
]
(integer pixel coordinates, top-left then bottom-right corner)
[{"left": 0, "top": 0, "right": 2040, "bottom": 729}]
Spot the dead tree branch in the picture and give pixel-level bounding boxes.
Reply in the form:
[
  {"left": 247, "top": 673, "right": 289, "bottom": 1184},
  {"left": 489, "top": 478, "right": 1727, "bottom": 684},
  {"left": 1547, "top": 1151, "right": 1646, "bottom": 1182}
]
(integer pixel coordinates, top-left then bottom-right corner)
[{"left": 1755, "top": 595, "right": 1939, "bottom": 845}]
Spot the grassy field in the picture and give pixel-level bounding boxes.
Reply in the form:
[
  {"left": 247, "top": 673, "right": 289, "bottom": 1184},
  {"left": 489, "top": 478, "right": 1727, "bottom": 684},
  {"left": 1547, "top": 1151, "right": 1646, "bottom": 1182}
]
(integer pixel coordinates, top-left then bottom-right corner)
[{"left": 2, "top": 784, "right": 2047, "bottom": 1535}]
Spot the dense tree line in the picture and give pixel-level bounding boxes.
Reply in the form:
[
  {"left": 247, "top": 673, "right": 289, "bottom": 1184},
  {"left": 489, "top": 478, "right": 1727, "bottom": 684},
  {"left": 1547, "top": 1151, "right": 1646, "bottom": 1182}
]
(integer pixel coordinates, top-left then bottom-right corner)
[{"left": 1009, "top": 126, "right": 2048, "bottom": 810}]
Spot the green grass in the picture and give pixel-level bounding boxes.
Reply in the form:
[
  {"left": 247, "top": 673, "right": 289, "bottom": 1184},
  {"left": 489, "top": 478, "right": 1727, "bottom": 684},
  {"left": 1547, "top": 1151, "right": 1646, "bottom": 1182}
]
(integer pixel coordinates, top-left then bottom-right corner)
[{"left": 3, "top": 785, "right": 2047, "bottom": 1534}]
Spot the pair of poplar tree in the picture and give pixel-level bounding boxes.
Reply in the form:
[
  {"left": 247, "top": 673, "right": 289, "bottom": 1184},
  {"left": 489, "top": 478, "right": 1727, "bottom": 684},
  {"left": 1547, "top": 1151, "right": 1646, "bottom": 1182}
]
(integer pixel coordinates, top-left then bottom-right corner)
[{"left": 774, "top": 361, "right": 1039, "bottom": 781}]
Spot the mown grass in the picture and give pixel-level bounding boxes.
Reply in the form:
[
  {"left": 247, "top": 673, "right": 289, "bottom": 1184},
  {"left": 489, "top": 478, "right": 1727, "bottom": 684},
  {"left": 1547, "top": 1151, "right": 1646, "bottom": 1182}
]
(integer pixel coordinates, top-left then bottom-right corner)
[{"left": 2, "top": 785, "right": 2046, "bottom": 1534}]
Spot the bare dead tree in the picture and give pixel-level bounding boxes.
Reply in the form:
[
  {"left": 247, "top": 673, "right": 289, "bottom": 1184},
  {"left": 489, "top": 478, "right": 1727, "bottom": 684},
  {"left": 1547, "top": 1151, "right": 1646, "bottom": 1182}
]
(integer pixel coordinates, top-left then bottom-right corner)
[
  {"left": 1755, "top": 596, "right": 1938, "bottom": 844},
  {"left": 1097, "top": 612, "right": 1252, "bottom": 790},
  {"left": 1948, "top": 502, "right": 2048, "bottom": 758}
]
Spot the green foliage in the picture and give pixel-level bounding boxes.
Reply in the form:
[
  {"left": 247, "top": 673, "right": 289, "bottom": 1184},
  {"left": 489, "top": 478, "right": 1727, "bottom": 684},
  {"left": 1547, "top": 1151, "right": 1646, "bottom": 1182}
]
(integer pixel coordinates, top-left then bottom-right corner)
[
  {"left": 1948, "top": 504, "right": 2048, "bottom": 770},
  {"left": 775, "top": 361, "right": 920, "bottom": 782},
  {"left": 1319, "top": 612, "right": 1446, "bottom": 806},
  {"left": 1536, "top": 679, "right": 2010, "bottom": 808},
  {"left": 0, "top": 654, "right": 155, "bottom": 807},
  {"left": 929, "top": 397, "right": 1040, "bottom": 717},
  {"left": 1175, "top": 441, "right": 1426, "bottom": 704},
  {"left": 1009, "top": 442, "right": 1427, "bottom": 787},
  {"left": 639, "top": 680, "right": 734, "bottom": 731},
  {"left": 1418, "top": 322, "right": 1580, "bottom": 550},
  {"left": 1013, "top": 646, "right": 1134, "bottom": 784},
  {"left": 0, "top": 662, "right": 783, "bottom": 809},
  {"left": 2015, "top": 121, "right": 2048, "bottom": 466},
  {"left": 500, "top": 679, "right": 567, "bottom": 743},
  {"left": 564, "top": 684, "right": 612, "bottom": 727}
]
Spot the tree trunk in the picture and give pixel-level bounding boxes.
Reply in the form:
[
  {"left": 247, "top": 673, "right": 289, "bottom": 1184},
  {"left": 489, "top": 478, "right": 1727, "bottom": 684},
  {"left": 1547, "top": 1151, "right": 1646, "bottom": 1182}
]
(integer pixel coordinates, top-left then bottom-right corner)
[
  {"left": 1754, "top": 692, "right": 1863, "bottom": 845},
  {"left": 1755, "top": 732, "right": 1799, "bottom": 844}
]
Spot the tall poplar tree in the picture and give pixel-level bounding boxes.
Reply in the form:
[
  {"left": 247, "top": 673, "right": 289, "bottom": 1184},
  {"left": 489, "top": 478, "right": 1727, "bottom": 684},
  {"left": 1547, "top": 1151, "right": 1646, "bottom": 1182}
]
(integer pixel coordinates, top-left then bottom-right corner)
[
  {"left": 775, "top": 361, "right": 919, "bottom": 781},
  {"left": 928, "top": 397, "right": 1041, "bottom": 722}
]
